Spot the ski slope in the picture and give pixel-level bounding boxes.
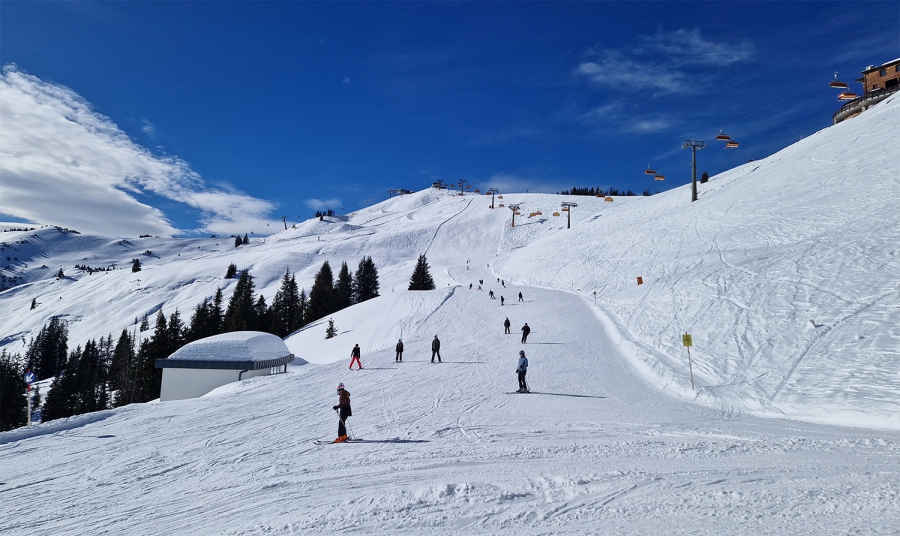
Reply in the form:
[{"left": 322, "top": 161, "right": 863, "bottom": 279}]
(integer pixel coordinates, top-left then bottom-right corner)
[{"left": 1, "top": 95, "right": 899, "bottom": 534}]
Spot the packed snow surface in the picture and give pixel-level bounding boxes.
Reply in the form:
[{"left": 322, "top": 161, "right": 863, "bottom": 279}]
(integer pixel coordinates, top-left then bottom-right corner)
[
  {"left": 167, "top": 331, "right": 291, "bottom": 362},
  {"left": 1, "top": 95, "right": 899, "bottom": 534}
]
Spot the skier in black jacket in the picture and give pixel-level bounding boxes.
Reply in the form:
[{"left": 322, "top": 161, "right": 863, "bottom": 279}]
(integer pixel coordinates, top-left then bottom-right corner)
[
  {"left": 395, "top": 339, "right": 404, "bottom": 362},
  {"left": 431, "top": 335, "right": 442, "bottom": 363},
  {"left": 504, "top": 317, "right": 511, "bottom": 334},
  {"left": 521, "top": 323, "right": 531, "bottom": 343}
]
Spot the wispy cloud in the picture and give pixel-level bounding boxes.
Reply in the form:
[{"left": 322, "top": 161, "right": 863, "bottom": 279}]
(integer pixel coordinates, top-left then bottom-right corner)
[
  {"left": 577, "top": 28, "right": 754, "bottom": 95},
  {"left": 580, "top": 100, "right": 671, "bottom": 133},
  {"left": 0, "top": 66, "right": 279, "bottom": 237},
  {"left": 304, "top": 198, "right": 342, "bottom": 212},
  {"left": 141, "top": 118, "right": 157, "bottom": 139}
]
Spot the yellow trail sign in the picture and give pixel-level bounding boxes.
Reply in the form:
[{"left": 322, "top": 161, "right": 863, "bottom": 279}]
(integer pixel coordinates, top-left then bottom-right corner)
[{"left": 682, "top": 333, "right": 693, "bottom": 347}]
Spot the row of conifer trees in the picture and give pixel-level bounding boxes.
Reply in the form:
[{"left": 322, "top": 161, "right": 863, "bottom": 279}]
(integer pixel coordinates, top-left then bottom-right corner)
[{"left": 0, "top": 257, "right": 380, "bottom": 430}]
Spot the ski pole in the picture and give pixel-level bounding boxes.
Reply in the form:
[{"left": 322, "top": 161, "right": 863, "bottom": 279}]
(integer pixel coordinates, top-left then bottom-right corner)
[{"left": 335, "top": 408, "right": 354, "bottom": 439}]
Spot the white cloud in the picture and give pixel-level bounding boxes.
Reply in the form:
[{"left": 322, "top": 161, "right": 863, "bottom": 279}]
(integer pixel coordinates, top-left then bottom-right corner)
[
  {"left": 639, "top": 28, "right": 754, "bottom": 65},
  {"left": 141, "top": 118, "right": 157, "bottom": 139},
  {"left": 577, "top": 28, "right": 753, "bottom": 95},
  {"left": 304, "top": 198, "right": 342, "bottom": 212},
  {"left": 0, "top": 66, "right": 279, "bottom": 237}
]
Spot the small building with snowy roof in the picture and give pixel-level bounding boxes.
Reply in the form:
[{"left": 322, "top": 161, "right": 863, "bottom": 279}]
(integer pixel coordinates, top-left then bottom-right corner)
[{"left": 155, "top": 331, "right": 295, "bottom": 402}]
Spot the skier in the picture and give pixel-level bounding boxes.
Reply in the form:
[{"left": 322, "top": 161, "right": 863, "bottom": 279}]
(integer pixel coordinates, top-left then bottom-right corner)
[
  {"left": 489, "top": 290, "right": 496, "bottom": 299},
  {"left": 500, "top": 296, "right": 505, "bottom": 306},
  {"left": 502, "top": 280, "right": 505, "bottom": 287},
  {"left": 349, "top": 343, "right": 362, "bottom": 370},
  {"left": 431, "top": 335, "right": 442, "bottom": 363},
  {"left": 477, "top": 285, "right": 482, "bottom": 291},
  {"left": 518, "top": 292, "right": 524, "bottom": 302},
  {"left": 395, "top": 339, "right": 404, "bottom": 362},
  {"left": 332, "top": 383, "right": 352, "bottom": 442},
  {"left": 521, "top": 323, "right": 531, "bottom": 343},
  {"left": 504, "top": 317, "right": 511, "bottom": 334},
  {"left": 516, "top": 351, "right": 529, "bottom": 393},
  {"left": 469, "top": 283, "right": 472, "bottom": 290}
]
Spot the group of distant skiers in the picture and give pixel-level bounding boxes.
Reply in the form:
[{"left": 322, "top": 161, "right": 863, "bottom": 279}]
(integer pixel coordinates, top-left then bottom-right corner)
[{"left": 330, "top": 280, "right": 532, "bottom": 442}]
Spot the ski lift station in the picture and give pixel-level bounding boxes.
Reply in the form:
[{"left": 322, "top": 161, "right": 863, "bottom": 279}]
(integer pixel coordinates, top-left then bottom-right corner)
[{"left": 155, "top": 331, "right": 295, "bottom": 402}]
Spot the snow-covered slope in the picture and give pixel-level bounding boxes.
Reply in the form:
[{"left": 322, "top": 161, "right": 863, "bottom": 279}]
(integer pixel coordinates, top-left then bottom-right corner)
[{"left": 1, "top": 95, "right": 899, "bottom": 534}]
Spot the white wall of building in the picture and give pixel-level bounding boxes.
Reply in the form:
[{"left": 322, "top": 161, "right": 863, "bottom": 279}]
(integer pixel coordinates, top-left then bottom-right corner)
[{"left": 160, "top": 367, "right": 271, "bottom": 402}]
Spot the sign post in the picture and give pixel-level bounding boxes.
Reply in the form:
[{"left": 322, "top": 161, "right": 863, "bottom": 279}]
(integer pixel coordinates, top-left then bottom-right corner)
[
  {"left": 682, "top": 334, "right": 695, "bottom": 390},
  {"left": 24, "top": 370, "right": 35, "bottom": 426}
]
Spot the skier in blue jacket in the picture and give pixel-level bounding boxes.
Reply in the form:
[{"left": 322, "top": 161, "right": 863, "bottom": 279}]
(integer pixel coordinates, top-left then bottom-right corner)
[{"left": 516, "top": 350, "right": 529, "bottom": 393}]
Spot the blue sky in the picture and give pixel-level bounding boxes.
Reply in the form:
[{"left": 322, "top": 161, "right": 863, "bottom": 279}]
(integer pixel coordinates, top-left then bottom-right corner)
[{"left": 1, "top": 1, "right": 898, "bottom": 237}]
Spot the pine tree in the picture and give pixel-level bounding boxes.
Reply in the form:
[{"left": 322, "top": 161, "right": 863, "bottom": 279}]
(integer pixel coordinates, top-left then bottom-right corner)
[
  {"left": 0, "top": 350, "right": 28, "bottom": 431},
  {"left": 354, "top": 256, "right": 380, "bottom": 302},
  {"left": 298, "top": 289, "right": 309, "bottom": 328},
  {"left": 242, "top": 233, "right": 249, "bottom": 245},
  {"left": 234, "top": 236, "right": 242, "bottom": 248},
  {"left": 132, "top": 258, "right": 142, "bottom": 272},
  {"left": 225, "top": 263, "right": 238, "bottom": 279},
  {"left": 139, "top": 313, "right": 150, "bottom": 332},
  {"left": 408, "top": 254, "right": 436, "bottom": 290},
  {"left": 223, "top": 270, "right": 257, "bottom": 332},
  {"left": 25, "top": 317, "right": 69, "bottom": 380},
  {"left": 307, "top": 261, "right": 335, "bottom": 322},
  {"left": 57, "top": 268, "right": 64, "bottom": 279},
  {"left": 334, "top": 261, "right": 354, "bottom": 310},
  {"left": 271, "top": 269, "right": 303, "bottom": 337},
  {"left": 700, "top": 171, "right": 709, "bottom": 184},
  {"left": 211, "top": 288, "right": 224, "bottom": 334},
  {"left": 253, "top": 295, "right": 270, "bottom": 332},
  {"left": 325, "top": 318, "right": 337, "bottom": 339},
  {"left": 109, "top": 329, "right": 135, "bottom": 400},
  {"left": 30, "top": 298, "right": 37, "bottom": 310}
]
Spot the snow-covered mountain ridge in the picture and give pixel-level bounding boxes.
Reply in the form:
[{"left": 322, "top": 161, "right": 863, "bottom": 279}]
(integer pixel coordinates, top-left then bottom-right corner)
[
  {"left": 3, "top": 95, "right": 898, "bottom": 428},
  {"left": 0, "top": 95, "right": 898, "bottom": 535}
]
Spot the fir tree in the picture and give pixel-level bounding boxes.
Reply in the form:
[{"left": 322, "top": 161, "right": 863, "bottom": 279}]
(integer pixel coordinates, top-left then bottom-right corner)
[
  {"left": 307, "top": 261, "right": 335, "bottom": 322},
  {"left": 139, "top": 313, "right": 150, "bottom": 332},
  {"left": 0, "top": 350, "right": 28, "bottom": 431},
  {"left": 223, "top": 270, "right": 257, "bottom": 332},
  {"left": 271, "top": 269, "right": 303, "bottom": 337},
  {"left": 225, "top": 263, "right": 238, "bottom": 279},
  {"left": 211, "top": 288, "right": 224, "bottom": 334},
  {"left": 408, "top": 254, "right": 436, "bottom": 290},
  {"left": 109, "top": 329, "right": 135, "bottom": 401},
  {"left": 334, "top": 261, "right": 354, "bottom": 310},
  {"left": 242, "top": 233, "right": 249, "bottom": 245},
  {"left": 57, "top": 268, "right": 64, "bottom": 279},
  {"left": 132, "top": 258, "right": 142, "bottom": 272},
  {"left": 253, "top": 295, "right": 270, "bottom": 332},
  {"left": 25, "top": 317, "right": 69, "bottom": 380},
  {"left": 325, "top": 318, "right": 337, "bottom": 339},
  {"left": 30, "top": 298, "right": 37, "bottom": 310},
  {"left": 700, "top": 171, "right": 710, "bottom": 184},
  {"left": 234, "top": 236, "right": 242, "bottom": 248},
  {"left": 354, "top": 256, "right": 380, "bottom": 302}
]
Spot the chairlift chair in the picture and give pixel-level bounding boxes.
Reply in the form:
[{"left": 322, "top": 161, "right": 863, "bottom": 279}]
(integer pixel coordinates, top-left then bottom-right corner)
[
  {"left": 838, "top": 92, "right": 858, "bottom": 101},
  {"left": 644, "top": 166, "right": 656, "bottom": 175},
  {"left": 725, "top": 140, "right": 740, "bottom": 149},
  {"left": 654, "top": 174, "right": 665, "bottom": 181},
  {"left": 829, "top": 71, "right": 849, "bottom": 90},
  {"left": 716, "top": 129, "right": 731, "bottom": 141}
]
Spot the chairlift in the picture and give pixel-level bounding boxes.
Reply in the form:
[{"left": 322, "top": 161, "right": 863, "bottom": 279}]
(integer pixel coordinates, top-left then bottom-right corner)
[
  {"left": 654, "top": 174, "right": 665, "bottom": 181},
  {"left": 837, "top": 91, "right": 858, "bottom": 101},
  {"left": 498, "top": 195, "right": 504, "bottom": 199},
  {"left": 725, "top": 140, "right": 740, "bottom": 149},
  {"left": 552, "top": 212, "right": 560, "bottom": 217},
  {"left": 644, "top": 165, "right": 656, "bottom": 175},
  {"left": 561, "top": 207, "right": 569, "bottom": 212},
  {"left": 829, "top": 71, "right": 849, "bottom": 90},
  {"left": 716, "top": 129, "right": 731, "bottom": 141},
  {"left": 604, "top": 197, "right": 614, "bottom": 202},
  {"left": 475, "top": 189, "right": 481, "bottom": 193}
]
